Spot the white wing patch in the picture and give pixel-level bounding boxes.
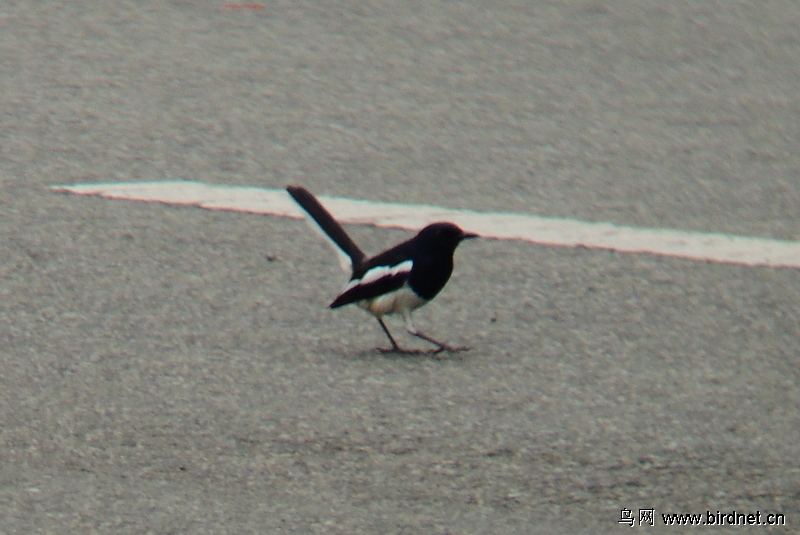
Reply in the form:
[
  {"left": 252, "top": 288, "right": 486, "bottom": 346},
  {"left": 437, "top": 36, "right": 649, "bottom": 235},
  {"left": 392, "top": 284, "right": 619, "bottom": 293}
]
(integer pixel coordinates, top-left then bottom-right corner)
[{"left": 342, "top": 260, "right": 413, "bottom": 293}]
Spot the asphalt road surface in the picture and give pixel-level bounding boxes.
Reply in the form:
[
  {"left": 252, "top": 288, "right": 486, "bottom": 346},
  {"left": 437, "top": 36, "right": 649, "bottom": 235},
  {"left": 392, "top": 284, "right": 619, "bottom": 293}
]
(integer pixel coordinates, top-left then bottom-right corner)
[{"left": 2, "top": 1, "right": 799, "bottom": 533}]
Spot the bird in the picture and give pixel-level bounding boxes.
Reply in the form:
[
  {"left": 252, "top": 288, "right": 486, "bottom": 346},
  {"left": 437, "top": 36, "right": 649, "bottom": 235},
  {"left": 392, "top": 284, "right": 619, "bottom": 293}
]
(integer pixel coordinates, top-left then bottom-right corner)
[{"left": 286, "top": 186, "right": 478, "bottom": 354}]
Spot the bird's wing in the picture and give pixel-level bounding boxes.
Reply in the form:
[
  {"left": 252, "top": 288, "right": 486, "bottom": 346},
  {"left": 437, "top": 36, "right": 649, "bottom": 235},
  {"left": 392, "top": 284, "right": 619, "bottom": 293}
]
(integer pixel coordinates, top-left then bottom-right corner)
[{"left": 329, "top": 260, "right": 413, "bottom": 309}]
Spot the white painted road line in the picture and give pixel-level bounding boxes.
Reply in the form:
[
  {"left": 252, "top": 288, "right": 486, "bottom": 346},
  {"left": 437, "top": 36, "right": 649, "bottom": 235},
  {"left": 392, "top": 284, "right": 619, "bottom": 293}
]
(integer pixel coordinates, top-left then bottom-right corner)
[{"left": 51, "top": 181, "right": 800, "bottom": 269}]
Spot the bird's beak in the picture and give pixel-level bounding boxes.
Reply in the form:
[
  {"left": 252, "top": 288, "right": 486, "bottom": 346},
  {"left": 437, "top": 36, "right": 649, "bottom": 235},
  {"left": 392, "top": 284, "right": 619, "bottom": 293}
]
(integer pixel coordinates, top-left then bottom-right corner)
[{"left": 463, "top": 231, "right": 479, "bottom": 240}]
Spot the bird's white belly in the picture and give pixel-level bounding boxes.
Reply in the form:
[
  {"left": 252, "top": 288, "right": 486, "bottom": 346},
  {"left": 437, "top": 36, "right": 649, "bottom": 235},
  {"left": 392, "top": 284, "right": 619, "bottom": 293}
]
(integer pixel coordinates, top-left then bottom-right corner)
[{"left": 359, "top": 286, "right": 426, "bottom": 317}]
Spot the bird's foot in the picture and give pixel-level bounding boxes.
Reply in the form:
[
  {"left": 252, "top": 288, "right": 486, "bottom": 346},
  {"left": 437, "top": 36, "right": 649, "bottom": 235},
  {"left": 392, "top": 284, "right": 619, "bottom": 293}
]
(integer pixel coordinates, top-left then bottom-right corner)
[
  {"left": 377, "top": 346, "right": 428, "bottom": 355},
  {"left": 377, "top": 345, "right": 469, "bottom": 356},
  {"left": 409, "top": 331, "right": 470, "bottom": 356},
  {"left": 435, "top": 344, "right": 470, "bottom": 353},
  {"left": 430, "top": 344, "right": 470, "bottom": 358}
]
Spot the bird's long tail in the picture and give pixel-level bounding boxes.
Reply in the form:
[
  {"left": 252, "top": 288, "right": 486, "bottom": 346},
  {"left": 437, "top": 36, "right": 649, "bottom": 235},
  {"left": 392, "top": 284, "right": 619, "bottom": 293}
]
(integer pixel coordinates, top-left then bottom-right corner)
[{"left": 286, "top": 186, "right": 366, "bottom": 270}]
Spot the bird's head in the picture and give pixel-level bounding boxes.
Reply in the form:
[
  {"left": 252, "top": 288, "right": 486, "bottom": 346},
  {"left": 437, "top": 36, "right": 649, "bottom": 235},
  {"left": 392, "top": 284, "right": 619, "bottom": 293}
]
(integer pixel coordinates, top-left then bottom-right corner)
[{"left": 415, "top": 222, "right": 478, "bottom": 253}]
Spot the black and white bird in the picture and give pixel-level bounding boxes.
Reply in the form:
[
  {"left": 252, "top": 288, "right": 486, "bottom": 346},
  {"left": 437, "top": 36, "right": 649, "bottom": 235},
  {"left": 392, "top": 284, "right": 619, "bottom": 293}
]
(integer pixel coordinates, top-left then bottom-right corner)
[{"left": 286, "top": 186, "right": 478, "bottom": 354}]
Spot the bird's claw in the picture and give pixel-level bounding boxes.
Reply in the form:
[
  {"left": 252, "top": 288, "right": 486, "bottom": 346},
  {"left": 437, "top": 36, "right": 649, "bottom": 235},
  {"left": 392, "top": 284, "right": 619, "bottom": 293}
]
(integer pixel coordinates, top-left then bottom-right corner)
[{"left": 378, "top": 344, "right": 470, "bottom": 357}]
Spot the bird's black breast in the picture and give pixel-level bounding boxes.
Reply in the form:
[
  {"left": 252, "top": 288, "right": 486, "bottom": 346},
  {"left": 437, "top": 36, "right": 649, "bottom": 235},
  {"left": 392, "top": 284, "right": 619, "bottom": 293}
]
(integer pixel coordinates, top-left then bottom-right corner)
[{"left": 407, "top": 255, "right": 453, "bottom": 300}]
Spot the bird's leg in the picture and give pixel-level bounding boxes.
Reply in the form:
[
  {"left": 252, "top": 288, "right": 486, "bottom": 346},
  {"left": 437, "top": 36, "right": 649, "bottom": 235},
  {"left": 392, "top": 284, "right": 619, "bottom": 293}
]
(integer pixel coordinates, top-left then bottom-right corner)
[
  {"left": 376, "top": 317, "right": 401, "bottom": 351},
  {"left": 403, "top": 312, "right": 470, "bottom": 355},
  {"left": 376, "top": 317, "right": 425, "bottom": 355},
  {"left": 409, "top": 330, "right": 471, "bottom": 354}
]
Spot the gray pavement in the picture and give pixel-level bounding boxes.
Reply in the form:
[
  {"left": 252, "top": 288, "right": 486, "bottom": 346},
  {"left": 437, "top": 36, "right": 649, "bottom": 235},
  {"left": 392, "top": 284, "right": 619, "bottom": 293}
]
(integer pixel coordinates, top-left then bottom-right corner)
[{"left": 1, "top": 1, "right": 799, "bottom": 533}]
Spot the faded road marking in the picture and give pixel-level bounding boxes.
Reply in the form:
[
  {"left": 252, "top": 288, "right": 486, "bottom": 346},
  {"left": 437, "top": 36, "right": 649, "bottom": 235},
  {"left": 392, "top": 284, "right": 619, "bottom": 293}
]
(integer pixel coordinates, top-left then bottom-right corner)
[{"left": 51, "top": 181, "right": 800, "bottom": 269}]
